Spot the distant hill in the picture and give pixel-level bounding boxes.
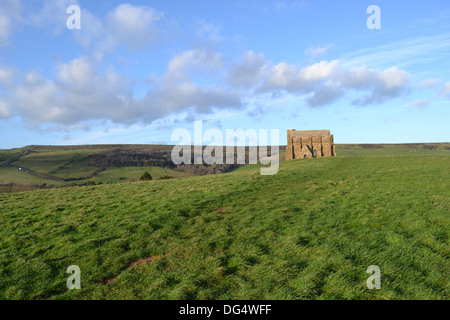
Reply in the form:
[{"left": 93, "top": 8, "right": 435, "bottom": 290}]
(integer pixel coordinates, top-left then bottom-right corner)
[
  {"left": 0, "top": 143, "right": 448, "bottom": 192},
  {"left": 0, "top": 144, "right": 276, "bottom": 191}
]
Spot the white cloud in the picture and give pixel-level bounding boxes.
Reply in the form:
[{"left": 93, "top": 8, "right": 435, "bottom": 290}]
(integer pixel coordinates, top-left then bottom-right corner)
[
  {"left": 6, "top": 60, "right": 135, "bottom": 125},
  {"left": 307, "top": 83, "right": 343, "bottom": 107},
  {"left": 73, "top": 8, "right": 104, "bottom": 49},
  {"left": 144, "top": 49, "right": 242, "bottom": 116},
  {"left": 107, "top": 4, "right": 163, "bottom": 50},
  {"left": 344, "top": 66, "right": 410, "bottom": 105},
  {"left": 1, "top": 49, "right": 412, "bottom": 128},
  {"left": 57, "top": 57, "right": 96, "bottom": 92},
  {"left": 226, "top": 51, "right": 269, "bottom": 88},
  {"left": 14, "top": 74, "right": 64, "bottom": 123},
  {"left": 0, "top": 65, "right": 17, "bottom": 88},
  {"left": 2, "top": 49, "right": 242, "bottom": 128},
  {"left": 300, "top": 60, "right": 340, "bottom": 81},
  {"left": 24, "top": 2, "right": 163, "bottom": 54},
  {"left": 0, "top": 0, "right": 22, "bottom": 46},
  {"left": 168, "top": 49, "right": 223, "bottom": 76},
  {"left": 28, "top": 0, "right": 77, "bottom": 35},
  {"left": 260, "top": 60, "right": 410, "bottom": 107},
  {"left": 261, "top": 60, "right": 340, "bottom": 93},
  {"left": 0, "top": 12, "right": 11, "bottom": 46},
  {"left": 0, "top": 100, "right": 12, "bottom": 119},
  {"left": 143, "top": 81, "right": 241, "bottom": 116},
  {"left": 261, "top": 62, "right": 298, "bottom": 90}
]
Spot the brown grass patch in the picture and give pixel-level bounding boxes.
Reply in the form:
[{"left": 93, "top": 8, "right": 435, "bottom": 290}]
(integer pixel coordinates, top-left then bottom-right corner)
[{"left": 102, "top": 255, "right": 165, "bottom": 285}]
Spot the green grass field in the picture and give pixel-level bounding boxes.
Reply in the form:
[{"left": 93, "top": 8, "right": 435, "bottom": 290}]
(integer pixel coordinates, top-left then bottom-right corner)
[
  {"left": 0, "top": 167, "right": 65, "bottom": 187},
  {"left": 74, "top": 166, "right": 189, "bottom": 185},
  {"left": 12, "top": 148, "right": 109, "bottom": 180},
  {"left": 0, "top": 146, "right": 448, "bottom": 300},
  {"left": 1, "top": 143, "right": 448, "bottom": 187},
  {"left": 0, "top": 144, "right": 234, "bottom": 188}
]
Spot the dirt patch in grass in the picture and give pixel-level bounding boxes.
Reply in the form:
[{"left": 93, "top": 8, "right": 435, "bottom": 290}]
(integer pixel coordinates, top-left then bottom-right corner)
[
  {"left": 129, "top": 256, "right": 160, "bottom": 268},
  {"left": 103, "top": 255, "right": 163, "bottom": 285}
]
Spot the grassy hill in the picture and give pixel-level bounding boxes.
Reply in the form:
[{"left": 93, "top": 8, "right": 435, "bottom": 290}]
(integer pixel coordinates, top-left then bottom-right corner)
[
  {"left": 0, "top": 143, "right": 448, "bottom": 189},
  {"left": 0, "top": 145, "right": 448, "bottom": 299},
  {"left": 0, "top": 144, "right": 244, "bottom": 191}
]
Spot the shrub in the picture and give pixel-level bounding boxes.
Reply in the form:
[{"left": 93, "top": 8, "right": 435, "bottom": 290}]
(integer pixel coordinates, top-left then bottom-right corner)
[{"left": 139, "top": 171, "right": 153, "bottom": 181}]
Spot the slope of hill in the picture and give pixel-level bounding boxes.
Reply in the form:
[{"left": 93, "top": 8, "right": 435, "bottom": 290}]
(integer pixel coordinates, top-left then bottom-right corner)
[
  {"left": 1, "top": 143, "right": 448, "bottom": 192},
  {"left": 0, "top": 147, "right": 448, "bottom": 300},
  {"left": 0, "top": 144, "right": 250, "bottom": 191}
]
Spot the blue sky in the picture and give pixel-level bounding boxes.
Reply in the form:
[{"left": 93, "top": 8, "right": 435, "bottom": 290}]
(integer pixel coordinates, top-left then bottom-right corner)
[{"left": 0, "top": 0, "right": 449, "bottom": 148}]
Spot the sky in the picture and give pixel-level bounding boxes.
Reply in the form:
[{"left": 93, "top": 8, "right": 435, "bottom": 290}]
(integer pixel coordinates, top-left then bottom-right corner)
[{"left": 0, "top": 0, "right": 449, "bottom": 148}]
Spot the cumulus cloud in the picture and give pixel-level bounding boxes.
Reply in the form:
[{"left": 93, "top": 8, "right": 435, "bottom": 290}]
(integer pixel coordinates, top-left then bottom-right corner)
[
  {"left": 144, "top": 49, "right": 241, "bottom": 116},
  {"left": 0, "top": 0, "right": 413, "bottom": 132},
  {"left": 307, "top": 84, "right": 343, "bottom": 107},
  {"left": 1, "top": 49, "right": 242, "bottom": 127},
  {"left": 25, "top": 2, "right": 162, "bottom": 54},
  {"left": 4, "top": 58, "right": 136, "bottom": 125},
  {"left": 0, "top": 100, "right": 12, "bottom": 119},
  {"left": 0, "top": 12, "right": 11, "bottom": 46},
  {"left": 73, "top": 8, "right": 104, "bottom": 49},
  {"left": 260, "top": 60, "right": 410, "bottom": 107},
  {"left": 57, "top": 57, "right": 96, "bottom": 92},
  {"left": 168, "top": 48, "right": 223, "bottom": 77},
  {"left": 143, "top": 81, "right": 241, "bottom": 116},
  {"left": 0, "top": 65, "right": 17, "bottom": 88},
  {"left": 0, "top": 48, "right": 412, "bottom": 128},
  {"left": 0, "top": 0, "right": 23, "bottom": 46},
  {"left": 27, "top": 0, "right": 77, "bottom": 35},
  {"left": 261, "top": 60, "right": 340, "bottom": 93},
  {"left": 345, "top": 66, "right": 410, "bottom": 105},
  {"left": 226, "top": 51, "right": 269, "bottom": 88},
  {"left": 107, "top": 4, "right": 163, "bottom": 50}
]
